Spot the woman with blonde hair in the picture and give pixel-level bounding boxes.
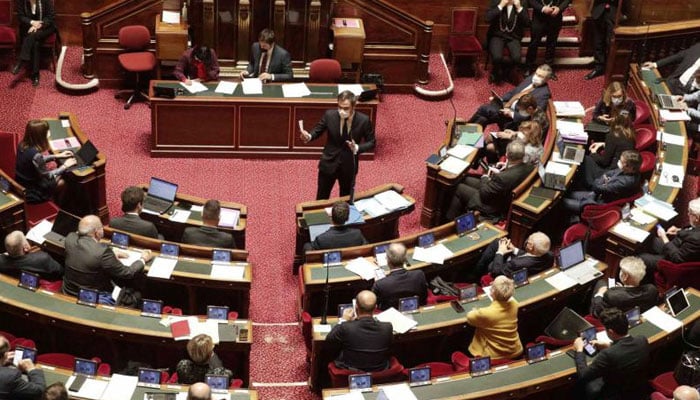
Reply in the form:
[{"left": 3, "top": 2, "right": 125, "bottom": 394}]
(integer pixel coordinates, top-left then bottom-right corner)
[
  {"left": 593, "top": 80, "right": 637, "bottom": 126},
  {"left": 175, "top": 334, "right": 233, "bottom": 384}
]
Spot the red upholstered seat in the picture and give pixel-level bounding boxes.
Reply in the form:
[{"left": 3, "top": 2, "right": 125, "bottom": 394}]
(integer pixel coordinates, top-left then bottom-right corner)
[
  {"left": 37, "top": 353, "right": 111, "bottom": 376},
  {"left": 640, "top": 151, "right": 656, "bottom": 176},
  {"left": 25, "top": 201, "right": 59, "bottom": 228},
  {"left": 451, "top": 351, "right": 514, "bottom": 372},
  {"left": 0, "top": 330, "right": 17, "bottom": 343},
  {"left": 0, "top": 1, "right": 16, "bottom": 65},
  {"left": 534, "top": 335, "right": 573, "bottom": 348},
  {"left": 118, "top": 52, "right": 157, "bottom": 72},
  {"left": 649, "top": 371, "right": 678, "bottom": 397},
  {"left": 654, "top": 260, "right": 700, "bottom": 296},
  {"left": 562, "top": 207, "right": 621, "bottom": 259},
  {"left": 116, "top": 25, "right": 156, "bottom": 109},
  {"left": 11, "top": 338, "right": 36, "bottom": 350},
  {"left": 448, "top": 36, "right": 482, "bottom": 52},
  {"left": 39, "top": 279, "right": 63, "bottom": 293},
  {"left": 426, "top": 288, "right": 457, "bottom": 305},
  {"left": 402, "top": 362, "right": 455, "bottom": 379},
  {"left": 328, "top": 356, "right": 404, "bottom": 388},
  {"left": 651, "top": 393, "right": 672, "bottom": 400},
  {"left": 636, "top": 127, "right": 657, "bottom": 151},
  {"left": 0, "top": 27, "right": 15, "bottom": 44},
  {"left": 301, "top": 311, "right": 313, "bottom": 354},
  {"left": 309, "top": 59, "right": 342, "bottom": 83},
  {"left": 0, "top": 131, "right": 16, "bottom": 177},
  {"left": 633, "top": 99, "right": 651, "bottom": 127},
  {"left": 448, "top": 7, "right": 482, "bottom": 77},
  {"left": 584, "top": 314, "right": 605, "bottom": 331}
]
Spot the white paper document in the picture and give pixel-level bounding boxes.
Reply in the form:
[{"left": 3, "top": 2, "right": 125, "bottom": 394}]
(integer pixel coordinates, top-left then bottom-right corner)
[
  {"left": 554, "top": 101, "right": 586, "bottom": 117},
  {"left": 557, "top": 120, "right": 586, "bottom": 135},
  {"left": 546, "top": 160, "right": 573, "bottom": 176},
  {"left": 338, "top": 84, "right": 364, "bottom": 96},
  {"left": 446, "top": 144, "right": 475, "bottom": 159},
  {"left": 412, "top": 244, "right": 453, "bottom": 265},
  {"left": 345, "top": 257, "right": 379, "bottom": 280},
  {"left": 241, "top": 78, "right": 263, "bottom": 95},
  {"left": 439, "top": 156, "right": 469, "bottom": 175},
  {"left": 49, "top": 136, "right": 80, "bottom": 151},
  {"left": 313, "top": 324, "right": 332, "bottom": 334},
  {"left": 147, "top": 257, "right": 178, "bottom": 279},
  {"left": 327, "top": 391, "right": 365, "bottom": 400},
  {"left": 643, "top": 306, "right": 683, "bottom": 332},
  {"left": 659, "top": 163, "right": 685, "bottom": 188},
  {"left": 282, "top": 82, "right": 311, "bottom": 97},
  {"left": 169, "top": 209, "right": 191, "bottom": 223},
  {"left": 630, "top": 207, "right": 656, "bottom": 225},
  {"left": 27, "top": 219, "right": 53, "bottom": 244},
  {"left": 354, "top": 197, "right": 389, "bottom": 217},
  {"left": 210, "top": 264, "right": 245, "bottom": 280},
  {"left": 162, "top": 10, "right": 181, "bottom": 24},
  {"left": 179, "top": 80, "right": 208, "bottom": 94},
  {"left": 660, "top": 132, "right": 686, "bottom": 146},
  {"left": 377, "top": 383, "right": 418, "bottom": 400},
  {"left": 66, "top": 375, "right": 109, "bottom": 400},
  {"left": 660, "top": 109, "right": 691, "bottom": 121},
  {"left": 636, "top": 194, "right": 678, "bottom": 221},
  {"left": 117, "top": 249, "right": 143, "bottom": 267},
  {"left": 376, "top": 307, "right": 418, "bottom": 334},
  {"left": 191, "top": 205, "right": 204, "bottom": 213},
  {"left": 545, "top": 272, "right": 578, "bottom": 291},
  {"left": 611, "top": 222, "right": 650, "bottom": 243},
  {"left": 189, "top": 320, "right": 220, "bottom": 343},
  {"left": 374, "top": 190, "right": 411, "bottom": 211},
  {"left": 215, "top": 81, "right": 238, "bottom": 95},
  {"left": 100, "top": 374, "right": 138, "bottom": 400},
  {"left": 218, "top": 208, "right": 240, "bottom": 228}
]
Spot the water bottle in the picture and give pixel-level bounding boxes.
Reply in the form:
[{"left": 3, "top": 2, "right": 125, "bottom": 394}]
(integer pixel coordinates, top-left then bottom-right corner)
[{"left": 643, "top": 179, "right": 649, "bottom": 194}]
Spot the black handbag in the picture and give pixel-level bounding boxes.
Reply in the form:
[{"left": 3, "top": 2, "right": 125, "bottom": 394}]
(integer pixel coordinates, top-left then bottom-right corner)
[{"left": 674, "top": 351, "right": 700, "bottom": 385}]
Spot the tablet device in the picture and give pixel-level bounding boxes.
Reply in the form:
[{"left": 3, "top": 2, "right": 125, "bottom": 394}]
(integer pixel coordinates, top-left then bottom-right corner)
[
  {"left": 206, "top": 374, "right": 229, "bottom": 392},
  {"left": 399, "top": 295, "right": 419, "bottom": 313},
  {"left": 455, "top": 212, "right": 477, "bottom": 236},
  {"left": 212, "top": 249, "right": 232, "bottom": 264},
  {"left": 13, "top": 345, "right": 37, "bottom": 364},
  {"left": 77, "top": 288, "right": 99, "bottom": 307},
  {"left": 374, "top": 244, "right": 389, "bottom": 267},
  {"left": 141, "top": 299, "right": 163, "bottom": 318},
  {"left": 625, "top": 306, "right": 642, "bottom": 328},
  {"left": 512, "top": 268, "right": 529, "bottom": 287},
  {"left": 666, "top": 288, "right": 690, "bottom": 317},
  {"left": 408, "top": 366, "right": 431, "bottom": 387},
  {"left": 137, "top": 367, "right": 162, "bottom": 387},
  {"left": 0, "top": 176, "right": 9, "bottom": 193},
  {"left": 459, "top": 284, "right": 478, "bottom": 303},
  {"left": 470, "top": 356, "right": 491, "bottom": 377},
  {"left": 526, "top": 342, "right": 547, "bottom": 364},
  {"left": 323, "top": 250, "right": 342, "bottom": 266},
  {"left": 18, "top": 271, "right": 39, "bottom": 291},
  {"left": 338, "top": 303, "right": 354, "bottom": 319},
  {"left": 74, "top": 358, "right": 97, "bottom": 376},
  {"left": 348, "top": 373, "right": 372, "bottom": 392},
  {"left": 111, "top": 231, "right": 130, "bottom": 248},
  {"left": 207, "top": 305, "right": 229, "bottom": 321},
  {"left": 418, "top": 232, "right": 435, "bottom": 248},
  {"left": 160, "top": 243, "right": 180, "bottom": 258},
  {"left": 580, "top": 326, "right": 597, "bottom": 357}
]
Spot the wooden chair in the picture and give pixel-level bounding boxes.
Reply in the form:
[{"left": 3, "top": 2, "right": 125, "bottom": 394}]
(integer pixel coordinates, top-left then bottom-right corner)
[{"left": 448, "top": 7, "right": 482, "bottom": 77}]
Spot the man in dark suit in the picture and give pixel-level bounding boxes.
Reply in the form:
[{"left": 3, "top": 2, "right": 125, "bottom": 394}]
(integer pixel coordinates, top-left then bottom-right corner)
[
  {"left": 585, "top": 0, "right": 618, "bottom": 80},
  {"left": 109, "top": 186, "right": 161, "bottom": 239},
  {"left": 239, "top": 28, "right": 292, "bottom": 82},
  {"left": 468, "top": 64, "right": 552, "bottom": 131},
  {"left": 325, "top": 290, "right": 393, "bottom": 371},
  {"left": 639, "top": 197, "right": 700, "bottom": 278},
  {"left": 62, "top": 215, "right": 152, "bottom": 303},
  {"left": 525, "top": 0, "right": 570, "bottom": 79},
  {"left": 562, "top": 150, "right": 641, "bottom": 219},
  {"left": 572, "top": 307, "right": 650, "bottom": 400},
  {"left": 0, "top": 231, "right": 63, "bottom": 279},
  {"left": 0, "top": 335, "right": 45, "bottom": 398},
  {"left": 372, "top": 243, "right": 427, "bottom": 310},
  {"left": 304, "top": 201, "right": 367, "bottom": 251},
  {"left": 644, "top": 42, "right": 700, "bottom": 94},
  {"left": 300, "top": 90, "right": 376, "bottom": 200},
  {"left": 475, "top": 232, "right": 553, "bottom": 280},
  {"left": 590, "top": 256, "right": 658, "bottom": 318},
  {"left": 182, "top": 199, "right": 236, "bottom": 249},
  {"left": 485, "top": 0, "right": 530, "bottom": 84},
  {"left": 445, "top": 140, "right": 535, "bottom": 221}
]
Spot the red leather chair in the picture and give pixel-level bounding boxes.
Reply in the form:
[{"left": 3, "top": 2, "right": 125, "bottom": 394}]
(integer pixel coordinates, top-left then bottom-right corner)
[
  {"left": 401, "top": 362, "right": 455, "bottom": 379},
  {"left": 639, "top": 151, "right": 656, "bottom": 179},
  {"left": 328, "top": 356, "right": 404, "bottom": 388},
  {"left": 39, "top": 279, "right": 62, "bottom": 293},
  {"left": 451, "top": 351, "right": 514, "bottom": 372},
  {"left": 633, "top": 99, "right": 652, "bottom": 127},
  {"left": 116, "top": 25, "right": 156, "bottom": 110},
  {"left": 649, "top": 371, "right": 678, "bottom": 397},
  {"left": 562, "top": 207, "right": 621, "bottom": 260},
  {"left": 448, "top": 7, "right": 482, "bottom": 77},
  {"left": 0, "top": 1, "right": 16, "bottom": 68},
  {"left": 37, "top": 353, "right": 111, "bottom": 376},
  {"left": 0, "top": 131, "right": 16, "bottom": 176},
  {"left": 0, "top": 330, "right": 17, "bottom": 343},
  {"left": 533, "top": 335, "right": 573, "bottom": 349},
  {"left": 162, "top": 305, "right": 183, "bottom": 316},
  {"left": 309, "top": 59, "right": 342, "bottom": 83},
  {"left": 167, "top": 372, "right": 243, "bottom": 388},
  {"left": 301, "top": 311, "right": 313, "bottom": 360},
  {"left": 654, "top": 260, "right": 700, "bottom": 296},
  {"left": 426, "top": 288, "right": 458, "bottom": 305},
  {"left": 635, "top": 126, "right": 656, "bottom": 151}
]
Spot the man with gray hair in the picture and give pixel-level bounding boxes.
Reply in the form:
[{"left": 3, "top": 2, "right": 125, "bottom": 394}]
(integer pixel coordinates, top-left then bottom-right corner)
[
  {"left": 446, "top": 140, "right": 534, "bottom": 221},
  {"left": 372, "top": 243, "right": 428, "bottom": 310},
  {"left": 640, "top": 197, "right": 700, "bottom": 280},
  {"left": 62, "top": 215, "right": 153, "bottom": 304},
  {"left": 0, "top": 230, "right": 63, "bottom": 278},
  {"left": 473, "top": 232, "right": 553, "bottom": 281},
  {"left": 673, "top": 385, "right": 700, "bottom": 400},
  {"left": 590, "top": 256, "right": 658, "bottom": 318},
  {"left": 187, "top": 382, "right": 212, "bottom": 400}
]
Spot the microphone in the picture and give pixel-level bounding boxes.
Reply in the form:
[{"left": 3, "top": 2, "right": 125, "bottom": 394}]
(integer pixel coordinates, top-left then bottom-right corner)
[
  {"left": 445, "top": 80, "right": 459, "bottom": 145},
  {"left": 320, "top": 251, "right": 331, "bottom": 325}
]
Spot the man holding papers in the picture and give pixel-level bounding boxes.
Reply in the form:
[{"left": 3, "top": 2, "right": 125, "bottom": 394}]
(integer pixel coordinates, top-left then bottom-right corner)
[
  {"left": 372, "top": 243, "right": 427, "bottom": 311},
  {"left": 325, "top": 290, "right": 393, "bottom": 371},
  {"left": 304, "top": 201, "right": 367, "bottom": 251},
  {"left": 0, "top": 335, "right": 45, "bottom": 398},
  {"left": 639, "top": 197, "right": 700, "bottom": 279},
  {"left": 181, "top": 199, "right": 236, "bottom": 249},
  {"left": 173, "top": 45, "right": 220, "bottom": 85},
  {"left": 62, "top": 215, "right": 153, "bottom": 304},
  {"left": 239, "top": 29, "right": 292, "bottom": 82},
  {"left": 300, "top": 91, "right": 376, "bottom": 200}
]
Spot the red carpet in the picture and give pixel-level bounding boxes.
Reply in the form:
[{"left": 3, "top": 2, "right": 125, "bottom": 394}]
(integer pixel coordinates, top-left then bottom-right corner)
[{"left": 0, "top": 48, "right": 695, "bottom": 399}]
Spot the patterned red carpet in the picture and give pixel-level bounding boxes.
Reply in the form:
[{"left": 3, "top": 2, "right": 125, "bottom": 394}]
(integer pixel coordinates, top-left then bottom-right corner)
[{"left": 0, "top": 49, "right": 695, "bottom": 399}]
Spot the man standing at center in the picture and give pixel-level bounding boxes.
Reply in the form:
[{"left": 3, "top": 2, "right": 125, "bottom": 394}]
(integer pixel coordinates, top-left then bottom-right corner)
[{"left": 300, "top": 90, "right": 376, "bottom": 200}]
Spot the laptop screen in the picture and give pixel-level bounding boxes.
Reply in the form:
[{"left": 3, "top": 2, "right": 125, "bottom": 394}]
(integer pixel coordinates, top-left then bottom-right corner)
[
  {"left": 207, "top": 305, "right": 229, "bottom": 321},
  {"left": 409, "top": 366, "right": 431, "bottom": 384},
  {"left": 348, "top": 374, "right": 371, "bottom": 390},
  {"left": 141, "top": 299, "right": 163, "bottom": 315},
  {"left": 512, "top": 268, "right": 529, "bottom": 286},
  {"left": 470, "top": 357, "right": 491, "bottom": 374},
  {"left": 52, "top": 210, "right": 80, "bottom": 237},
  {"left": 18, "top": 271, "right": 39, "bottom": 291},
  {"left": 323, "top": 251, "right": 342, "bottom": 265},
  {"left": 205, "top": 374, "right": 229, "bottom": 390},
  {"left": 212, "top": 249, "right": 231, "bottom": 263},
  {"left": 526, "top": 343, "right": 546, "bottom": 362},
  {"left": 559, "top": 241, "right": 585, "bottom": 270},
  {"left": 77, "top": 140, "right": 99, "bottom": 165},
  {"left": 399, "top": 296, "right": 419, "bottom": 313},
  {"left": 455, "top": 212, "right": 476, "bottom": 235},
  {"left": 74, "top": 358, "right": 97, "bottom": 376},
  {"left": 459, "top": 284, "right": 477, "bottom": 301},
  {"left": 111, "top": 232, "right": 129, "bottom": 248},
  {"left": 138, "top": 368, "right": 162, "bottom": 385},
  {"left": 418, "top": 233, "right": 435, "bottom": 248},
  {"left": 148, "top": 177, "right": 178, "bottom": 202},
  {"left": 160, "top": 243, "right": 180, "bottom": 258},
  {"left": 78, "top": 288, "right": 98, "bottom": 306},
  {"left": 667, "top": 288, "right": 690, "bottom": 317}
]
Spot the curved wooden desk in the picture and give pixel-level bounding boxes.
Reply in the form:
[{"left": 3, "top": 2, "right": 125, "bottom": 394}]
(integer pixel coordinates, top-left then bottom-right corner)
[
  {"left": 0, "top": 169, "right": 26, "bottom": 250},
  {"left": 0, "top": 274, "right": 253, "bottom": 386}
]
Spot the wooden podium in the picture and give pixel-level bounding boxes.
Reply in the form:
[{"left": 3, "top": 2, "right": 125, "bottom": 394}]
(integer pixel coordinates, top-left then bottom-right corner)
[
  {"left": 331, "top": 18, "right": 365, "bottom": 82},
  {"left": 155, "top": 14, "right": 188, "bottom": 79}
]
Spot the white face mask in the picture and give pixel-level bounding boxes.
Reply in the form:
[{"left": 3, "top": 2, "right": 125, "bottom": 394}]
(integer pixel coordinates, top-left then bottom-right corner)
[
  {"left": 518, "top": 110, "right": 530, "bottom": 118},
  {"left": 338, "top": 109, "right": 350, "bottom": 119},
  {"left": 617, "top": 159, "right": 624, "bottom": 170},
  {"left": 611, "top": 97, "right": 623, "bottom": 106},
  {"left": 532, "top": 75, "right": 544, "bottom": 86}
]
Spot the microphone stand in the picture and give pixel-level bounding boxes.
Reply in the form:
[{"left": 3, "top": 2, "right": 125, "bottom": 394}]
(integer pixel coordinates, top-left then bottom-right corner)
[
  {"left": 320, "top": 252, "right": 330, "bottom": 325},
  {"left": 349, "top": 150, "right": 357, "bottom": 205}
]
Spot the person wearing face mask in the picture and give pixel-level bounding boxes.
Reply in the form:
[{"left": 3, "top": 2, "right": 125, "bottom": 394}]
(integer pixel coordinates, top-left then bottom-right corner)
[
  {"left": 592, "top": 81, "right": 637, "bottom": 129},
  {"left": 300, "top": 90, "right": 376, "bottom": 200},
  {"left": 675, "top": 68, "right": 700, "bottom": 139},
  {"left": 239, "top": 28, "right": 292, "bottom": 82},
  {"left": 643, "top": 42, "right": 700, "bottom": 95},
  {"left": 173, "top": 45, "right": 220, "bottom": 85},
  {"left": 562, "top": 149, "right": 641, "bottom": 220},
  {"left": 468, "top": 64, "right": 552, "bottom": 132},
  {"left": 62, "top": 215, "right": 153, "bottom": 304},
  {"left": 579, "top": 112, "right": 636, "bottom": 189}
]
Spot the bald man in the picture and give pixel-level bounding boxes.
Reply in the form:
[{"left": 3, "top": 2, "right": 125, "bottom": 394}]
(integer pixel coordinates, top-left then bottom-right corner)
[
  {"left": 372, "top": 243, "right": 427, "bottom": 310},
  {"left": 674, "top": 385, "right": 700, "bottom": 400},
  {"left": 325, "top": 290, "right": 393, "bottom": 371},
  {"left": 62, "top": 215, "right": 153, "bottom": 304},
  {"left": 474, "top": 232, "right": 553, "bottom": 280},
  {"left": 0, "top": 335, "right": 45, "bottom": 398},
  {"left": 187, "top": 382, "right": 212, "bottom": 400},
  {"left": 0, "top": 230, "right": 63, "bottom": 278}
]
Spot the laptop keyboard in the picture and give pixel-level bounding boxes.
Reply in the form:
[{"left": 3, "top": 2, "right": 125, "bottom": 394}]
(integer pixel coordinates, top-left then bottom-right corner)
[{"left": 142, "top": 196, "right": 171, "bottom": 214}]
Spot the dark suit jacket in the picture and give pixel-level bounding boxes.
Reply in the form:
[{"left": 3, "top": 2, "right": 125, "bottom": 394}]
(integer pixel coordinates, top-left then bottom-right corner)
[
  {"left": 245, "top": 43, "right": 293, "bottom": 81},
  {"left": 173, "top": 48, "right": 220, "bottom": 82},
  {"left": 326, "top": 316, "right": 393, "bottom": 371},
  {"left": 590, "top": 284, "right": 659, "bottom": 318},
  {"left": 590, "top": 134, "right": 636, "bottom": 169},
  {"left": 656, "top": 43, "right": 700, "bottom": 87},
  {"left": 309, "top": 110, "right": 376, "bottom": 175},
  {"left": 529, "top": 0, "right": 571, "bottom": 20},
  {"left": 479, "top": 162, "right": 534, "bottom": 216},
  {"left": 592, "top": 99, "right": 637, "bottom": 124},
  {"left": 502, "top": 76, "right": 552, "bottom": 124},
  {"left": 486, "top": 0, "right": 530, "bottom": 41},
  {"left": 62, "top": 232, "right": 144, "bottom": 296},
  {"left": 489, "top": 251, "right": 554, "bottom": 278},
  {"left": 17, "top": 0, "right": 55, "bottom": 30},
  {"left": 0, "top": 366, "right": 45, "bottom": 400},
  {"left": 591, "top": 0, "right": 618, "bottom": 20},
  {"left": 308, "top": 226, "right": 367, "bottom": 251},
  {"left": 372, "top": 269, "right": 428, "bottom": 311},
  {"left": 574, "top": 335, "right": 650, "bottom": 400},
  {"left": 662, "top": 226, "right": 700, "bottom": 264},
  {"left": 591, "top": 169, "right": 640, "bottom": 203},
  {"left": 182, "top": 226, "right": 236, "bottom": 249},
  {"left": 109, "top": 214, "right": 160, "bottom": 239},
  {"left": 0, "top": 250, "right": 63, "bottom": 279}
]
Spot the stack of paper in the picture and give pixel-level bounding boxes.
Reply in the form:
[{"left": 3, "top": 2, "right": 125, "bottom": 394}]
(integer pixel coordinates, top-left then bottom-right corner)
[
  {"left": 643, "top": 306, "right": 683, "bottom": 332},
  {"left": 610, "top": 222, "right": 650, "bottom": 243},
  {"left": 412, "top": 243, "right": 453, "bottom": 265},
  {"left": 26, "top": 219, "right": 53, "bottom": 244},
  {"left": 354, "top": 197, "right": 390, "bottom": 218},
  {"left": 375, "top": 308, "right": 418, "bottom": 333},
  {"left": 345, "top": 257, "right": 379, "bottom": 280},
  {"left": 377, "top": 383, "right": 418, "bottom": 400},
  {"left": 545, "top": 272, "right": 578, "bottom": 291},
  {"left": 635, "top": 194, "right": 678, "bottom": 221},
  {"left": 241, "top": 78, "right": 263, "bottom": 95},
  {"left": 557, "top": 120, "right": 587, "bottom": 144},
  {"left": 215, "top": 81, "right": 238, "bottom": 95},
  {"left": 147, "top": 256, "right": 178, "bottom": 279},
  {"left": 99, "top": 374, "right": 138, "bottom": 400},
  {"left": 554, "top": 101, "right": 586, "bottom": 117},
  {"left": 660, "top": 109, "right": 690, "bottom": 122},
  {"left": 446, "top": 144, "right": 475, "bottom": 159},
  {"left": 179, "top": 81, "right": 208, "bottom": 94},
  {"left": 282, "top": 82, "right": 311, "bottom": 97},
  {"left": 630, "top": 208, "right": 656, "bottom": 225},
  {"left": 162, "top": 10, "right": 181, "bottom": 24},
  {"left": 210, "top": 264, "right": 246, "bottom": 280},
  {"left": 338, "top": 84, "right": 364, "bottom": 96},
  {"left": 374, "top": 190, "right": 412, "bottom": 211},
  {"left": 169, "top": 209, "right": 191, "bottom": 223},
  {"left": 544, "top": 161, "right": 571, "bottom": 190},
  {"left": 116, "top": 249, "right": 143, "bottom": 267},
  {"left": 658, "top": 131, "right": 686, "bottom": 146},
  {"left": 65, "top": 375, "right": 109, "bottom": 400},
  {"left": 439, "top": 156, "right": 469, "bottom": 175}
]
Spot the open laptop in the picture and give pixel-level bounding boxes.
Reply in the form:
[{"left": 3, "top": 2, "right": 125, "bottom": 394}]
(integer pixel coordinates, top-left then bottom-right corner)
[
  {"left": 207, "top": 305, "right": 230, "bottom": 322},
  {"left": 211, "top": 249, "right": 232, "bottom": 265},
  {"left": 555, "top": 138, "right": 585, "bottom": 165},
  {"left": 529, "top": 164, "right": 563, "bottom": 200},
  {"left": 323, "top": 250, "right": 342, "bottom": 266},
  {"left": 141, "top": 299, "right": 163, "bottom": 318},
  {"left": 512, "top": 268, "right": 529, "bottom": 287},
  {"left": 77, "top": 288, "right": 99, "bottom": 307},
  {"left": 111, "top": 231, "right": 130, "bottom": 249},
  {"left": 418, "top": 232, "right": 435, "bottom": 248},
  {"left": 43, "top": 210, "right": 81, "bottom": 244},
  {"left": 657, "top": 93, "right": 684, "bottom": 110},
  {"left": 69, "top": 358, "right": 98, "bottom": 393},
  {"left": 69, "top": 140, "right": 99, "bottom": 168},
  {"left": 455, "top": 212, "right": 477, "bottom": 236},
  {"left": 142, "top": 177, "right": 178, "bottom": 215},
  {"left": 459, "top": 284, "right": 478, "bottom": 303},
  {"left": 399, "top": 295, "right": 419, "bottom": 314},
  {"left": 558, "top": 241, "right": 602, "bottom": 284}
]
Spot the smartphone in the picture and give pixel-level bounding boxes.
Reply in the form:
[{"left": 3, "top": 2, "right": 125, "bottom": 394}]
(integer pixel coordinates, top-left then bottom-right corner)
[
  {"left": 69, "top": 375, "right": 87, "bottom": 392},
  {"left": 450, "top": 300, "right": 465, "bottom": 313}
]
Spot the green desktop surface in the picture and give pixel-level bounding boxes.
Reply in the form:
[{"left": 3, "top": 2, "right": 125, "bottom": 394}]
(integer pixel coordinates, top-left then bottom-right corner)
[
  {"left": 0, "top": 191, "right": 14, "bottom": 208},
  {"left": 154, "top": 82, "right": 371, "bottom": 99}
]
